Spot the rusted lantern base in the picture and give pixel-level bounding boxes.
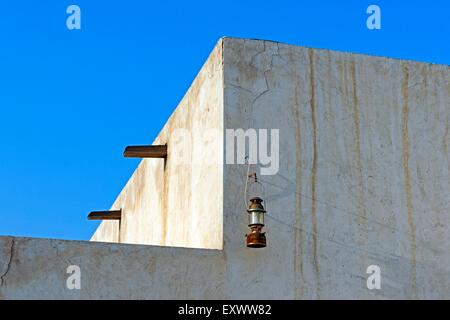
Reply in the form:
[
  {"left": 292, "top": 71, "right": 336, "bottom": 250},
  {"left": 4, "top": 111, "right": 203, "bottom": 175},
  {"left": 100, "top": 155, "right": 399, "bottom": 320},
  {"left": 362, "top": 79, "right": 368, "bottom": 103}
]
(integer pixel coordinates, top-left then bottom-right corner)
[{"left": 246, "top": 226, "right": 266, "bottom": 248}]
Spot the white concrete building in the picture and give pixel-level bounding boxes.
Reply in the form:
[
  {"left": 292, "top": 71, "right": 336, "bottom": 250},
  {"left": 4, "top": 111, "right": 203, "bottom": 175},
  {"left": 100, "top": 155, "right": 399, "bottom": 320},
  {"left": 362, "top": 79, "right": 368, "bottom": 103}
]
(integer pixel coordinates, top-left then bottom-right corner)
[{"left": 1, "top": 37, "right": 449, "bottom": 299}]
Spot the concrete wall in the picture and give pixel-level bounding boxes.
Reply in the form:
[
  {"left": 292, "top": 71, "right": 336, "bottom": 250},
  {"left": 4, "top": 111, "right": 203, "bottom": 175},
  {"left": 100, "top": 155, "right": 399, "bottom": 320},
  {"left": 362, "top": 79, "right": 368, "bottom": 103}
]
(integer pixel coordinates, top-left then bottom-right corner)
[
  {"left": 91, "top": 40, "right": 224, "bottom": 250},
  {"left": 1, "top": 38, "right": 449, "bottom": 299},
  {"left": 222, "top": 38, "right": 450, "bottom": 299},
  {"left": 0, "top": 236, "right": 224, "bottom": 299}
]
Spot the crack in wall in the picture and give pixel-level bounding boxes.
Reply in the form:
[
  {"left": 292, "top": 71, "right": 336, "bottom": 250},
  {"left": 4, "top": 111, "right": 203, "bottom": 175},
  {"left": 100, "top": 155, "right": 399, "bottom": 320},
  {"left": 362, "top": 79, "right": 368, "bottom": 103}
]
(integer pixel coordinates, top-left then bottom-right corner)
[
  {"left": 248, "top": 41, "right": 280, "bottom": 126},
  {"left": 252, "top": 43, "right": 278, "bottom": 104},
  {"left": 228, "top": 83, "right": 253, "bottom": 94},
  {"left": 0, "top": 237, "right": 15, "bottom": 287}
]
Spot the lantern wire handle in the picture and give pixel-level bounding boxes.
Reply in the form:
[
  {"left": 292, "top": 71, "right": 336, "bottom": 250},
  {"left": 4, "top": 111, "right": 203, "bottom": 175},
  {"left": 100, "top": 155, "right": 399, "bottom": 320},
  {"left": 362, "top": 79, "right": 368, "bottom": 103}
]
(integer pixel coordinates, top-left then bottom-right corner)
[
  {"left": 243, "top": 156, "right": 251, "bottom": 207},
  {"left": 257, "top": 178, "right": 268, "bottom": 213},
  {"left": 243, "top": 155, "right": 266, "bottom": 208}
]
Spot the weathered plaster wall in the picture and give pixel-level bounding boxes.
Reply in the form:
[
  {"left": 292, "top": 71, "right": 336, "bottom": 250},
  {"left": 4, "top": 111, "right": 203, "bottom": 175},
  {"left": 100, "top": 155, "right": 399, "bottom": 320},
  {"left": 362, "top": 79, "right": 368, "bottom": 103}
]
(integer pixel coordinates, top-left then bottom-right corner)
[
  {"left": 222, "top": 38, "right": 450, "bottom": 299},
  {"left": 1, "top": 38, "right": 449, "bottom": 299},
  {"left": 91, "top": 40, "right": 224, "bottom": 249},
  {"left": 0, "top": 236, "right": 224, "bottom": 299}
]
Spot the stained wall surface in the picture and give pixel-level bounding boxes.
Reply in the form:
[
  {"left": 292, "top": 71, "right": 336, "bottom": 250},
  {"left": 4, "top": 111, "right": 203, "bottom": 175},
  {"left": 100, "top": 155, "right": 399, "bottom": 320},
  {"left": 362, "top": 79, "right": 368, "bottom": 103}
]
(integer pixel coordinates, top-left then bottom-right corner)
[
  {"left": 1, "top": 38, "right": 449, "bottom": 299},
  {"left": 0, "top": 236, "right": 224, "bottom": 299},
  {"left": 222, "top": 38, "right": 450, "bottom": 299},
  {"left": 91, "top": 40, "right": 224, "bottom": 250}
]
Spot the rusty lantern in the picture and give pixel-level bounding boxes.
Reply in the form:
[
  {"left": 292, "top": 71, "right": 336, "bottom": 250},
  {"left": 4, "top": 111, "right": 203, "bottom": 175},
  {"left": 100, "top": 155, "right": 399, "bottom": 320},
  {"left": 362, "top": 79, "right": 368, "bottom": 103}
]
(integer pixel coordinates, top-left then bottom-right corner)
[{"left": 245, "top": 197, "right": 267, "bottom": 248}]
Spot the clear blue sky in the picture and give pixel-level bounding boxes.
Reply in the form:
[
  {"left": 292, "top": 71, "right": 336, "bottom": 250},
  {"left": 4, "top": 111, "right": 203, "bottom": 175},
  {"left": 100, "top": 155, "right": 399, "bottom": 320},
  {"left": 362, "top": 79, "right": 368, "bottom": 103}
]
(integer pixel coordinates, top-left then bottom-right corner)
[{"left": 0, "top": 0, "right": 448, "bottom": 240}]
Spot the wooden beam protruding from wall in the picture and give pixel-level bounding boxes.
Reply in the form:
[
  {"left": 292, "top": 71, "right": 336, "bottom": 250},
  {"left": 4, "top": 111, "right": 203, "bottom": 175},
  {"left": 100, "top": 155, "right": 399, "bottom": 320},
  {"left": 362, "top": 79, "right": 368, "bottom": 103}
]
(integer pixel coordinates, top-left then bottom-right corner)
[
  {"left": 123, "top": 145, "right": 167, "bottom": 158},
  {"left": 87, "top": 209, "right": 122, "bottom": 220}
]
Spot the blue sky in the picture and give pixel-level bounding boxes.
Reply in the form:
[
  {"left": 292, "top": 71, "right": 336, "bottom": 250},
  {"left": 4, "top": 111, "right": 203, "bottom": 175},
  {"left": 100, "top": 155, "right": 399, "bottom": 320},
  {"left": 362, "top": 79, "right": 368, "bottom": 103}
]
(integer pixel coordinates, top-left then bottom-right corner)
[{"left": 0, "top": 0, "right": 448, "bottom": 240}]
